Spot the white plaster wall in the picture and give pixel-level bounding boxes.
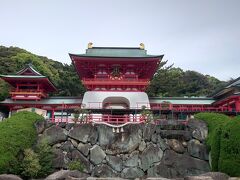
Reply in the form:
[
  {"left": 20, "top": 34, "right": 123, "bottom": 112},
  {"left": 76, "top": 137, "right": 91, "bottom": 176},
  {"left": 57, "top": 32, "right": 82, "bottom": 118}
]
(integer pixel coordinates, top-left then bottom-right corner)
[{"left": 82, "top": 91, "right": 150, "bottom": 109}]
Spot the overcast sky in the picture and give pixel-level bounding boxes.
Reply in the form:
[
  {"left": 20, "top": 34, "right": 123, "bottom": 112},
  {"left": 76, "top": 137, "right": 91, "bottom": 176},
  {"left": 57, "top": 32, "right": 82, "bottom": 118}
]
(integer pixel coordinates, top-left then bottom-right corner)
[{"left": 0, "top": 0, "right": 239, "bottom": 81}]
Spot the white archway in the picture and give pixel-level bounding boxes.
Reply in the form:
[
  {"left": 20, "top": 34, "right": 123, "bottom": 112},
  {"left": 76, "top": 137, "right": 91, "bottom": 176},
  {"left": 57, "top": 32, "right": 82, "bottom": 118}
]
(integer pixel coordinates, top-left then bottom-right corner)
[
  {"left": 82, "top": 91, "right": 150, "bottom": 109},
  {"left": 103, "top": 96, "right": 130, "bottom": 109}
]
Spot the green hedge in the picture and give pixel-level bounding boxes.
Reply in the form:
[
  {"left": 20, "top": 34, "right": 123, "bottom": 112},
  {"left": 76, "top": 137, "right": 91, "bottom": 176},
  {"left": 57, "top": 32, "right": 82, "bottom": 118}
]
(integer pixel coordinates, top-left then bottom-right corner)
[
  {"left": 0, "top": 111, "right": 44, "bottom": 173},
  {"left": 195, "top": 113, "right": 240, "bottom": 176},
  {"left": 195, "top": 113, "right": 229, "bottom": 145},
  {"left": 218, "top": 118, "right": 240, "bottom": 176}
]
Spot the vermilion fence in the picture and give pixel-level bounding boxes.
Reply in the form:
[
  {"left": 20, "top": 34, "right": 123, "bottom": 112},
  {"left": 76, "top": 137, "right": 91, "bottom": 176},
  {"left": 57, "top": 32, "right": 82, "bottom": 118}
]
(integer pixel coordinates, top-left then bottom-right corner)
[
  {"left": 50, "top": 114, "right": 145, "bottom": 125},
  {"left": 50, "top": 114, "right": 190, "bottom": 126}
]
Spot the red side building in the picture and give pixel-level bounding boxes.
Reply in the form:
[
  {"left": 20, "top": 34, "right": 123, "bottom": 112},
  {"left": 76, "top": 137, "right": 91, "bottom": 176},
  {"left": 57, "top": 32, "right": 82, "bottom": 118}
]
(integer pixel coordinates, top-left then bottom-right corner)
[{"left": 1, "top": 64, "right": 57, "bottom": 101}]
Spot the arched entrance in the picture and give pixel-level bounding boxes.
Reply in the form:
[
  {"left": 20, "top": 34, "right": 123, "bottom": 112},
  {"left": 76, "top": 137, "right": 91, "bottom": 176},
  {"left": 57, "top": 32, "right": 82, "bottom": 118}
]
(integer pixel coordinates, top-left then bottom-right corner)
[
  {"left": 102, "top": 97, "right": 130, "bottom": 109},
  {"left": 102, "top": 97, "right": 130, "bottom": 123}
]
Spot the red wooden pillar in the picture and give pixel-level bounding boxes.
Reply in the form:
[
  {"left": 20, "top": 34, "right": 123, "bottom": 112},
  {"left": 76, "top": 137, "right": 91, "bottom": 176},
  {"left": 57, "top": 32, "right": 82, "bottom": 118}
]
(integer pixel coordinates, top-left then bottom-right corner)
[
  {"left": 235, "top": 99, "right": 240, "bottom": 112},
  {"left": 51, "top": 108, "right": 55, "bottom": 123}
]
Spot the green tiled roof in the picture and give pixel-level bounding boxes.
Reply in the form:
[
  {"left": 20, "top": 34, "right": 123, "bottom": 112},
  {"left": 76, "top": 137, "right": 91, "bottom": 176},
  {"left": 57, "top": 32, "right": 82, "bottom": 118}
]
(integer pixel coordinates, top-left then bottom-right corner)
[
  {"left": 0, "top": 97, "right": 82, "bottom": 105},
  {"left": 0, "top": 75, "right": 46, "bottom": 78},
  {"left": 70, "top": 47, "right": 162, "bottom": 58},
  {"left": 149, "top": 97, "right": 215, "bottom": 105}
]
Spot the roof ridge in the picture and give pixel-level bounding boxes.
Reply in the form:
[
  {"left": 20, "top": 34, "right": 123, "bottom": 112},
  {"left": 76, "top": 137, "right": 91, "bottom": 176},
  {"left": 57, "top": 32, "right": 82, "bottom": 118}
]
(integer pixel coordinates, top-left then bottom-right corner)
[{"left": 16, "top": 63, "right": 43, "bottom": 76}]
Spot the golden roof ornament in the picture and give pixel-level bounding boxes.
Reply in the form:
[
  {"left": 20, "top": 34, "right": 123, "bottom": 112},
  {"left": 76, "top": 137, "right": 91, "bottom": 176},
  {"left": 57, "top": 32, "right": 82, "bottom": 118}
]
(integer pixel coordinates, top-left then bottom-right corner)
[
  {"left": 88, "top": 42, "right": 93, "bottom": 49},
  {"left": 140, "top": 43, "right": 145, "bottom": 49}
]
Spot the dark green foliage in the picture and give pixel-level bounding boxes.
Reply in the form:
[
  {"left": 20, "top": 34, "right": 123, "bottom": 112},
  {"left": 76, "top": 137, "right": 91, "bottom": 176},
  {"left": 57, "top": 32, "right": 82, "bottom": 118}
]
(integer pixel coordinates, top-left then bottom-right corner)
[
  {"left": 195, "top": 113, "right": 240, "bottom": 176},
  {"left": 67, "top": 160, "right": 84, "bottom": 172},
  {"left": 0, "top": 79, "right": 9, "bottom": 101},
  {"left": 0, "top": 46, "right": 85, "bottom": 98},
  {"left": 234, "top": 115, "right": 240, "bottom": 121},
  {"left": 34, "top": 139, "right": 54, "bottom": 177},
  {"left": 21, "top": 148, "right": 41, "bottom": 178},
  {"left": 0, "top": 111, "right": 44, "bottom": 173},
  {"left": 147, "top": 61, "right": 226, "bottom": 97},
  {"left": 195, "top": 113, "right": 229, "bottom": 145},
  {"left": 211, "top": 126, "right": 222, "bottom": 171},
  {"left": 218, "top": 118, "right": 240, "bottom": 176}
]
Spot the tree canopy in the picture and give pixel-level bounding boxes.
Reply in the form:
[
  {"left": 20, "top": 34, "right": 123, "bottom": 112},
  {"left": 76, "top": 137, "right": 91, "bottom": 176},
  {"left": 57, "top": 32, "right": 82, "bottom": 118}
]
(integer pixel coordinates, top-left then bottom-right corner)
[
  {"left": 0, "top": 46, "right": 85, "bottom": 99},
  {"left": 146, "top": 60, "right": 226, "bottom": 97}
]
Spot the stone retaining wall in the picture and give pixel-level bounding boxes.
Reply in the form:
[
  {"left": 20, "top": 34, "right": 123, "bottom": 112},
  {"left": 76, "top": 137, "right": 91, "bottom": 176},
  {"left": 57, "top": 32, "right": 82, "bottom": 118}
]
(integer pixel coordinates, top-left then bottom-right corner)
[{"left": 35, "top": 119, "right": 210, "bottom": 179}]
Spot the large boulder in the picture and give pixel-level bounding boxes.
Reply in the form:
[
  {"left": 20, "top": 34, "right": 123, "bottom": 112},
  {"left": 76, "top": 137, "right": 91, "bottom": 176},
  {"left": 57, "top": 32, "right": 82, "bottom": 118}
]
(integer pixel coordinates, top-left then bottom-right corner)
[
  {"left": 0, "top": 174, "right": 22, "bottom": 180},
  {"left": 68, "top": 124, "right": 98, "bottom": 144},
  {"left": 69, "top": 149, "right": 91, "bottom": 173},
  {"left": 143, "top": 123, "right": 156, "bottom": 141},
  {"left": 152, "top": 134, "right": 169, "bottom": 151},
  {"left": 188, "top": 119, "right": 208, "bottom": 142},
  {"left": 52, "top": 149, "right": 66, "bottom": 169},
  {"left": 45, "top": 170, "right": 89, "bottom": 180},
  {"left": 184, "top": 175, "right": 213, "bottom": 180},
  {"left": 158, "top": 130, "right": 191, "bottom": 141},
  {"left": 60, "top": 141, "right": 74, "bottom": 152},
  {"left": 139, "top": 140, "right": 147, "bottom": 152},
  {"left": 92, "top": 164, "right": 118, "bottom": 177},
  {"left": 156, "top": 120, "right": 186, "bottom": 131},
  {"left": 45, "top": 170, "right": 70, "bottom": 180},
  {"left": 140, "top": 143, "right": 163, "bottom": 171},
  {"left": 109, "top": 124, "right": 142, "bottom": 154},
  {"left": 67, "top": 170, "right": 90, "bottom": 179},
  {"left": 41, "top": 126, "right": 67, "bottom": 145},
  {"left": 201, "top": 172, "right": 230, "bottom": 180},
  {"left": 150, "top": 150, "right": 210, "bottom": 178},
  {"left": 121, "top": 167, "right": 144, "bottom": 179},
  {"left": 124, "top": 151, "right": 139, "bottom": 167},
  {"left": 167, "top": 139, "right": 185, "bottom": 154},
  {"left": 77, "top": 142, "right": 91, "bottom": 156},
  {"left": 90, "top": 145, "right": 106, "bottom": 165},
  {"left": 97, "top": 124, "right": 116, "bottom": 148},
  {"left": 35, "top": 120, "right": 46, "bottom": 134},
  {"left": 187, "top": 139, "right": 209, "bottom": 160},
  {"left": 106, "top": 155, "right": 123, "bottom": 172},
  {"left": 147, "top": 162, "right": 178, "bottom": 178}
]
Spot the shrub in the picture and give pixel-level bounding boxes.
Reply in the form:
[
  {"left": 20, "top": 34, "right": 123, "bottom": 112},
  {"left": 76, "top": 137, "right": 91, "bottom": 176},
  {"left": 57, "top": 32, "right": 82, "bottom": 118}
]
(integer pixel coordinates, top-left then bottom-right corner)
[
  {"left": 67, "top": 160, "right": 84, "bottom": 172},
  {"left": 21, "top": 148, "right": 41, "bottom": 178},
  {"left": 0, "top": 111, "right": 44, "bottom": 173},
  {"left": 195, "top": 112, "right": 229, "bottom": 146},
  {"left": 234, "top": 115, "right": 240, "bottom": 121},
  {"left": 34, "top": 139, "right": 54, "bottom": 177},
  {"left": 218, "top": 118, "right": 240, "bottom": 176},
  {"left": 195, "top": 112, "right": 240, "bottom": 176}
]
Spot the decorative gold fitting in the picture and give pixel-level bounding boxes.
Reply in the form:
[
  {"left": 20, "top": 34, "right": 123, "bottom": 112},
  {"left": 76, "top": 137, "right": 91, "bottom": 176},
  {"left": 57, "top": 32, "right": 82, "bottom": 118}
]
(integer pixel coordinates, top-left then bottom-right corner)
[
  {"left": 140, "top": 43, "right": 145, "bottom": 49},
  {"left": 88, "top": 42, "right": 93, "bottom": 49}
]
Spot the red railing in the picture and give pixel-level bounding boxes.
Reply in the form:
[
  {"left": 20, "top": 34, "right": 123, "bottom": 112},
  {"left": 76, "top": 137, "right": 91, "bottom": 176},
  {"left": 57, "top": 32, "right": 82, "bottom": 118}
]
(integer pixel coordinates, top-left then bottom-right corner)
[
  {"left": 50, "top": 114, "right": 145, "bottom": 125},
  {"left": 150, "top": 103, "right": 236, "bottom": 112},
  {"left": 81, "top": 102, "right": 236, "bottom": 112},
  {"left": 82, "top": 78, "right": 149, "bottom": 85},
  {"left": 10, "top": 90, "right": 47, "bottom": 100},
  {"left": 50, "top": 114, "right": 189, "bottom": 126}
]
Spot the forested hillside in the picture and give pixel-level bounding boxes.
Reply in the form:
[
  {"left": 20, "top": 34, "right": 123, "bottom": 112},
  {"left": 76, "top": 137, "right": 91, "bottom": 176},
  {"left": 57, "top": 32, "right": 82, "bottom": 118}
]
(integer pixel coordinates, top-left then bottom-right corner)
[
  {"left": 146, "top": 61, "right": 226, "bottom": 97},
  {"left": 0, "top": 46, "right": 226, "bottom": 100},
  {"left": 0, "top": 46, "right": 85, "bottom": 100}
]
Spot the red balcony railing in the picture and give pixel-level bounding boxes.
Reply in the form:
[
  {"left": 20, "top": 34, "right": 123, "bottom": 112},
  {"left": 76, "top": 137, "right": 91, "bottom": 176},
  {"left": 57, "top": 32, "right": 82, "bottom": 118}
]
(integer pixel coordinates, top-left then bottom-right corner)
[
  {"left": 82, "top": 78, "right": 149, "bottom": 86},
  {"left": 10, "top": 90, "right": 47, "bottom": 100}
]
